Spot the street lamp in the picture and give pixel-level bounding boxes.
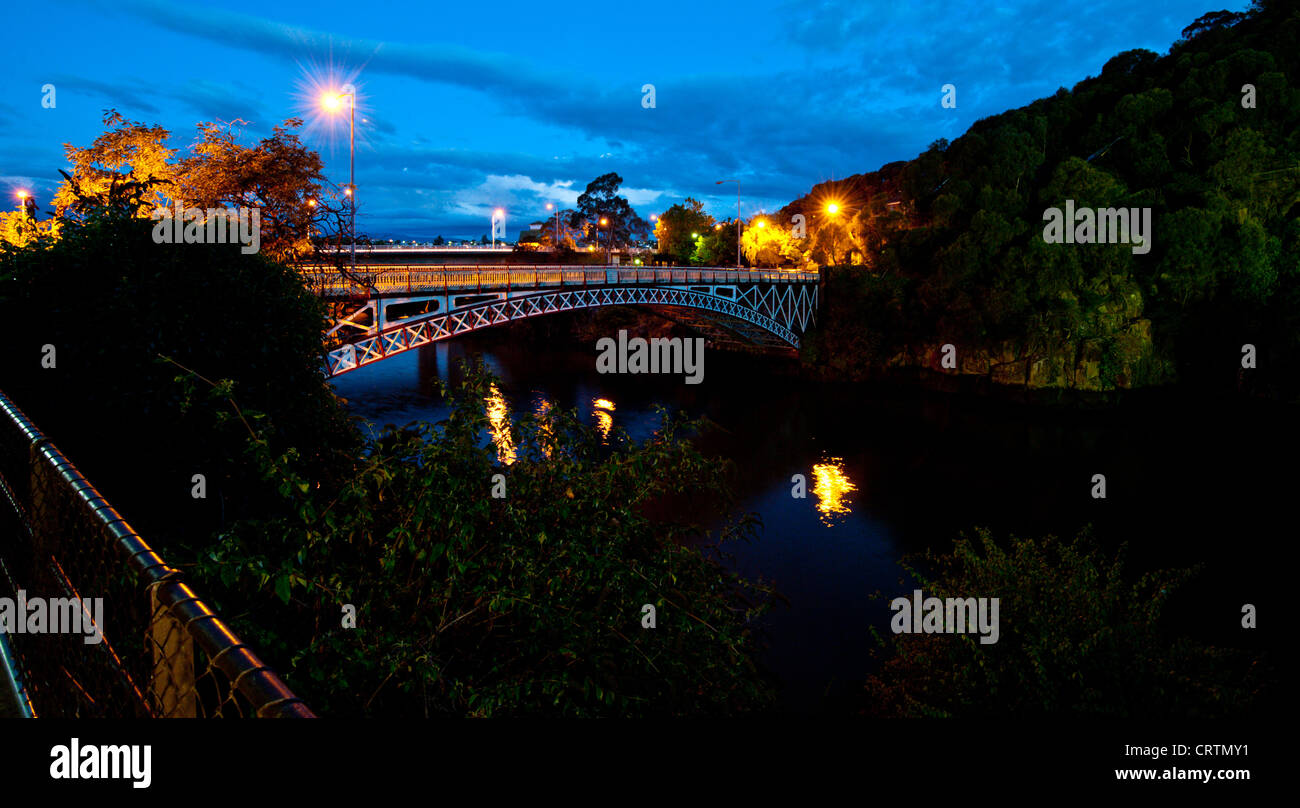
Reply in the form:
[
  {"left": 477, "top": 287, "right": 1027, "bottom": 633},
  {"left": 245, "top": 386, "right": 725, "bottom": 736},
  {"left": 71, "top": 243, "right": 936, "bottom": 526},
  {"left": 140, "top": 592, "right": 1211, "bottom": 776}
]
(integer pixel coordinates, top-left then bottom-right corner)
[
  {"left": 16, "top": 190, "right": 35, "bottom": 221},
  {"left": 599, "top": 217, "right": 609, "bottom": 263},
  {"left": 545, "top": 202, "right": 561, "bottom": 252},
  {"left": 716, "top": 179, "right": 741, "bottom": 269},
  {"left": 321, "top": 86, "right": 357, "bottom": 271},
  {"left": 825, "top": 201, "right": 843, "bottom": 265}
]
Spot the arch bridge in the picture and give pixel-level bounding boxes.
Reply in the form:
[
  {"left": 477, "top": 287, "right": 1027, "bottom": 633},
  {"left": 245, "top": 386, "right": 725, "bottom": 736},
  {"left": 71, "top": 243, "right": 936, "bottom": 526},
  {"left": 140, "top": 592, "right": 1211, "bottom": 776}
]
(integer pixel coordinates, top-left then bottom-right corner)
[{"left": 302, "top": 265, "right": 820, "bottom": 377}]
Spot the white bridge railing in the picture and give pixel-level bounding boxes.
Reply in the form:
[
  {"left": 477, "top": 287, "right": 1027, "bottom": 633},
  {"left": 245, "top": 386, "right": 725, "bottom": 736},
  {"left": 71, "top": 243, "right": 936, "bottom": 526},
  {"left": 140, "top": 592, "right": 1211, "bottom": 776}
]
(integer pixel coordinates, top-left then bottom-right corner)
[{"left": 299, "top": 265, "right": 818, "bottom": 297}]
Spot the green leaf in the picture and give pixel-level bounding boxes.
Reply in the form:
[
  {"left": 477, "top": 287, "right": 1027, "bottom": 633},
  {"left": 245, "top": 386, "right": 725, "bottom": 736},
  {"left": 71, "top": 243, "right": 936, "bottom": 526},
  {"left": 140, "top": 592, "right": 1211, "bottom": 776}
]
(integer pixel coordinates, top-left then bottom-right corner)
[{"left": 274, "top": 575, "right": 292, "bottom": 604}]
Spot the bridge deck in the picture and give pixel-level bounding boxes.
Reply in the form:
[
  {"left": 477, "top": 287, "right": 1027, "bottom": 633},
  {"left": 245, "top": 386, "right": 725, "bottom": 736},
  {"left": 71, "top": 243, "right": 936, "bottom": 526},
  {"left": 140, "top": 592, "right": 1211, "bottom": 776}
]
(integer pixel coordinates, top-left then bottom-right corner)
[{"left": 300, "top": 265, "right": 818, "bottom": 298}]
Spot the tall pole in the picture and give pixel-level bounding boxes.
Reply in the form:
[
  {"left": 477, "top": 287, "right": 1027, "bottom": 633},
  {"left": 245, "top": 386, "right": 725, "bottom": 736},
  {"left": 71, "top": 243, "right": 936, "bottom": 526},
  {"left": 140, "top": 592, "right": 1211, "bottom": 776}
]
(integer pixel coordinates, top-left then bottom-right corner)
[
  {"left": 735, "top": 183, "right": 741, "bottom": 269},
  {"left": 716, "top": 179, "right": 741, "bottom": 269},
  {"left": 349, "top": 96, "right": 355, "bottom": 272}
]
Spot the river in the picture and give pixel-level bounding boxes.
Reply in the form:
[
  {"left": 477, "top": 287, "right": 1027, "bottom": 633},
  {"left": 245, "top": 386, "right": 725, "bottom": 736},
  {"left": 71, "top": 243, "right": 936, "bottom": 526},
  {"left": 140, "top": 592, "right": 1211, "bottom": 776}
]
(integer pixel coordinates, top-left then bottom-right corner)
[{"left": 331, "top": 326, "right": 1287, "bottom": 714}]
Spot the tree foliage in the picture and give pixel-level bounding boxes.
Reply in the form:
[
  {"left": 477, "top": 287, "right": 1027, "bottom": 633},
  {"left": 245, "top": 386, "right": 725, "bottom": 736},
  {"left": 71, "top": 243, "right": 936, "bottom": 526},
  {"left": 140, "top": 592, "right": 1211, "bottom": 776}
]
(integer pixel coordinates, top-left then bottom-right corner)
[
  {"left": 573, "top": 173, "right": 647, "bottom": 252},
  {"left": 863, "top": 529, "right": 1269, "bottom": 717},
  {"left": 654, "top": 198, "right": 714, "bottom": 264},
  {"left": 796, "top": 2, "right": 1300, "bottom": 396},
  {"left": 189, "top": 360, "right": 776, "bottom": 716},
  {"left": 44, "top": 109, "right": 336, "bottom": 263}
]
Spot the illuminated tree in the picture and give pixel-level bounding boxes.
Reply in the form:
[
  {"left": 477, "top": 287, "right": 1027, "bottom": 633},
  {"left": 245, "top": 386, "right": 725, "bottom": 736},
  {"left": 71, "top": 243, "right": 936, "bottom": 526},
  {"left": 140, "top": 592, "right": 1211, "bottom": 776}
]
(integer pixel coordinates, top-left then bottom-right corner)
[
  {"left": 48, "top": 111, "right": 329, "bottom": 262},
  {"left": 741, "top": 220, "right": 802, "bottom": 268},
  {"left": 654, "top": 198, "right": 714, "bottom": 264},
  {"left": 53, "top": 110, "right": 177, "bottom": 218},
  {"left": 178, "top": 119, "right": 327, "bottom": 263}
]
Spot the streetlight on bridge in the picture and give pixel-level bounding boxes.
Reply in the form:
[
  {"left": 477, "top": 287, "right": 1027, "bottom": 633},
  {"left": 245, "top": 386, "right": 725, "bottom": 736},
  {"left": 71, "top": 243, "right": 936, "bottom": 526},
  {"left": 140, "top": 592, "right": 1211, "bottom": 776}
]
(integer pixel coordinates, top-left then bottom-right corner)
[
  {"left": 716, "top": 179, "right": 741, "bottom": 269},
  {"left": 321, "top": 85, "right": 357, "bottom": 271},
  {"left": 492, "top": 208, "right": 506, "bottom": 249}
]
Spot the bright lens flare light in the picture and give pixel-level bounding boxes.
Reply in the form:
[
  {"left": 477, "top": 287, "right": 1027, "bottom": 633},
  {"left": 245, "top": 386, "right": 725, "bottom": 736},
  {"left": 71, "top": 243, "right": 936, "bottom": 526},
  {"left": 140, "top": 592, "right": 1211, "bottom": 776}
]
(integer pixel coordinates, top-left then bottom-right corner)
[
  {"left": 826, "top": 202, "right": 840, "bottom": 215},
  {"left": 812, "top": 459, "right": 856, "bottom": 525},
  {"left": 293, "top": 61, "right": 364, "bottom": 153}
]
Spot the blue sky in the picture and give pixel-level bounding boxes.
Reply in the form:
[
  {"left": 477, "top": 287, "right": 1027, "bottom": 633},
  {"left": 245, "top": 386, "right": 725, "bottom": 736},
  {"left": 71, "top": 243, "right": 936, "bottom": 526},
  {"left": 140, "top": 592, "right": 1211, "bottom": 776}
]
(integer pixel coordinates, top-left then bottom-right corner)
[{"left": 1, "top": 0, "right": 1247, "bottom": 240}]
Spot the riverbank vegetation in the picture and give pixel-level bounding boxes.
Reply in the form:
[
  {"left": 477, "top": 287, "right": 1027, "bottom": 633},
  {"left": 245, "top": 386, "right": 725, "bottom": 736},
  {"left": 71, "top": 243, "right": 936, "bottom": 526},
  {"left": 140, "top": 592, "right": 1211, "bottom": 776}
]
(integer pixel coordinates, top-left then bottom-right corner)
[
  {"left": 862, "top": 529, "right": 1270, "bottom": 717},
  {"left": 789, "top": 1, "right": 1298, "bottom": 398},
  {"left": 0, "top": 196, "right": 776, "bottom": 716}
]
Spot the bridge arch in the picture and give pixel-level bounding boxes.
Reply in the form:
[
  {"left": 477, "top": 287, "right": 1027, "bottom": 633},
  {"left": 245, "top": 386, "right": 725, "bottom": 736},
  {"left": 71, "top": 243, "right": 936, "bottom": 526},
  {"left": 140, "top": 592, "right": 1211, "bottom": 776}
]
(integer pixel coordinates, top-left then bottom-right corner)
[{"left": 308, "top": 266, "right": 819, "bottom": 377}]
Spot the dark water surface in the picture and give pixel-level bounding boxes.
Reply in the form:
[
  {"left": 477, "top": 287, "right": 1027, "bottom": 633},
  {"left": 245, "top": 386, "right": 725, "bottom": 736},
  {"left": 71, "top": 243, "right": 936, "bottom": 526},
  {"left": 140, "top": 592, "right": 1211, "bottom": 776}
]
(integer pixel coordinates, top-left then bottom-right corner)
[{"left": 331, "top": 329, "right": 1289, "bottom": 714}]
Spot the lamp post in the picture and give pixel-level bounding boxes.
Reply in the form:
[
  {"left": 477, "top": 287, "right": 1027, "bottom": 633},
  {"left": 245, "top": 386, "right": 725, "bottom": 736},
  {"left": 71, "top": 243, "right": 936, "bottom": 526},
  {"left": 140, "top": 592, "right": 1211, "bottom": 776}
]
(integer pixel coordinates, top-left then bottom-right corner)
[
  {"left": 599, "top": 217, "right": 609, "bottom": 263},
  {"left": 716, "top": 179, "right": 741, "bottom": 269},
  {"left": 825, "top": 202, "right": 841, "bottom": 265},
  {"left": 492, "top": 208, "right": 505, "bottom": 249},
  {"left": 321, "top": 87, "right": 357, "bottom": 271},
  {"left": 648, "top": 213, "right": 658, "bottom": 264},
  {"left": 546, "top": 202, "right": 561, "bottom": 253}
]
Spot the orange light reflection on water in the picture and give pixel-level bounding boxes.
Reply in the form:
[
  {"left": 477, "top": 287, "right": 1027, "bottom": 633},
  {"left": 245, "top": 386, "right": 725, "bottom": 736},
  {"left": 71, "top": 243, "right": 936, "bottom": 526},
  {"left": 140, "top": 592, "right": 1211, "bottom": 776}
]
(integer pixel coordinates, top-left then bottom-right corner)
[
  {"left": 593, "top": 398, "right": 615, "bottom": 441},
  {"left": 486, "top": 383, "right": 515, "bottom": 464},
  {"left": 812, "top": 458, "right": 855, "bottom": 525}
]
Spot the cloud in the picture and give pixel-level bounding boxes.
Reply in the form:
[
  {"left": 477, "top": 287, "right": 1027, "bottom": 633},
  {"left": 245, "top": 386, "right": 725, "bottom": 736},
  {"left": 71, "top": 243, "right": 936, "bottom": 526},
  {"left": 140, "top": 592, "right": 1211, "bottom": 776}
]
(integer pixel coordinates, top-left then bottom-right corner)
[{"left": 45, "top": 0, "right": 1239, "bottom": 236}]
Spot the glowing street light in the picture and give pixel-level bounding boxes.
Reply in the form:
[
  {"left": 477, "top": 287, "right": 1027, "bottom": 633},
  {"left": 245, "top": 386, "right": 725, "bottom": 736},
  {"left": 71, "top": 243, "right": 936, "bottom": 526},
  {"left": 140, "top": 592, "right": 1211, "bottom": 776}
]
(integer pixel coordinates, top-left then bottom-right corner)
[
  {"left": 825, "top": 202, "right": 844, "bottom": 264},
  {"left": 492, "top": 208, "right": 505, "bottom": 249},
  {"left": 16, "top": 190, "right": 34, "bottom": 220},
  {"left": 320, "top": 86, "right": 357, "bottom": 271},
  {"left": 545, "top": 202, "right": 561, "bottom": 251}
]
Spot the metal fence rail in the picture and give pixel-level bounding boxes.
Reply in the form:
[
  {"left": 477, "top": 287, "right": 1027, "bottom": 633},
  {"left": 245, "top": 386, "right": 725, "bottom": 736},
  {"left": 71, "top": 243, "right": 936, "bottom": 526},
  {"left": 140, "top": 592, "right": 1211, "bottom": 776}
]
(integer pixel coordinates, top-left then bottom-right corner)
[
  {"left": 0, "top": 388, "right": 314, "bottom": 718},
  {"left": 298, "top": 265, "right": 820, "bottom": 297}
]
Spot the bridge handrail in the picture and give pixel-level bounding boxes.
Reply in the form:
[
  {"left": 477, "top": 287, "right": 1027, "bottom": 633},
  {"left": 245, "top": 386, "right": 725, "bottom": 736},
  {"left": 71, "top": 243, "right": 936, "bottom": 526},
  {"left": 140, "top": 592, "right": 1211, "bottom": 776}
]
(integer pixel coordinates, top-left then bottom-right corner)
[
  {"left": 0, "top": 388, "right": 314, "bottom": 718},
  {"left": 298, "top": 265, "right": 819, "bottom": 296}
]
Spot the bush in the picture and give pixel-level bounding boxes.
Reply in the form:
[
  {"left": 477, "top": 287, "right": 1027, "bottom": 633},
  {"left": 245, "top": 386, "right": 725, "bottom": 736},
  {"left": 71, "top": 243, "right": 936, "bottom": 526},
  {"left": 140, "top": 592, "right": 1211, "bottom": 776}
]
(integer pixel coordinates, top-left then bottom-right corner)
[
  {"left": 863, "top": 528, "right": 1268, "bottom": 717},
  {"left": 192, "top": 360, "right": 778, "bottom": 716}
]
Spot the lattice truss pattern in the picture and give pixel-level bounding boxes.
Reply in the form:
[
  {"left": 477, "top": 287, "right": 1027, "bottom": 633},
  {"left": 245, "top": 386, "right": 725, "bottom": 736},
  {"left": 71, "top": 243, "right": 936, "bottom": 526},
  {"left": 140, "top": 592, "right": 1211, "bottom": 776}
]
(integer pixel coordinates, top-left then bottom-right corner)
[{"left": 325, "top": 281, "right": 819, "bottom": 377}]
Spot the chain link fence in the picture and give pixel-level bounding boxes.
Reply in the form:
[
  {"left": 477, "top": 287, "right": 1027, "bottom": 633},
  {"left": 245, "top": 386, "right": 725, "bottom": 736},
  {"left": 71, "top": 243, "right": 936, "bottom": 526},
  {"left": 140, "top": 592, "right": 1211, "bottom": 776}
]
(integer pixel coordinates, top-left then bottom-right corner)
[{"left": 0, "top": 388, "right": 314, "bottom": 718}]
